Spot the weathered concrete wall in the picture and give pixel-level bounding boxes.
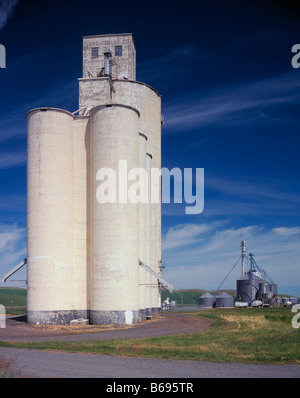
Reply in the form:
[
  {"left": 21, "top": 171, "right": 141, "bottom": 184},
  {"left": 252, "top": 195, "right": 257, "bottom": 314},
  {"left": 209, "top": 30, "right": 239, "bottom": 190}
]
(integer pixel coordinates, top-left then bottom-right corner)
[
  {"left": 138, "top": 132, "right": 147, "bottom": 320},
  {"left": 82, "top": 33, "right": 136, "bottom": 80},
  {"left": 89, "top": 104, "right": 140, "bottom": 325},
  {"left": 72, "top": 116, "right": 89, "bottom": 316},
  {"left": 27, "top": 109, "right": 76, "bottom": 324},
  {"left": 78, "top": 78, "right": 111, "bottom": 112}
]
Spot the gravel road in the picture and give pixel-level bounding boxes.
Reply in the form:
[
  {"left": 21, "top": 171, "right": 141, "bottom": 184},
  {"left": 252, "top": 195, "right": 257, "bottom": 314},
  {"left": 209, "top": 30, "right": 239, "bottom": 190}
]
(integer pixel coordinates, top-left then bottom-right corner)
[{"left": 1, "top": 346, "right": 299, "bottom": 378}]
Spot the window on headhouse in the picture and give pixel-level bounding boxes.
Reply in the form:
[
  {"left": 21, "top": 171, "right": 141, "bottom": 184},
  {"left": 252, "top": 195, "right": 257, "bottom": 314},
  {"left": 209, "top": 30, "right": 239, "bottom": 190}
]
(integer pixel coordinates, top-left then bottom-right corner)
[
  {"left": 115, "top": 45, "right": 122, "bottom": 56},
  {"left": 91, "top": 47, "right": 99, "bottom": 58}
]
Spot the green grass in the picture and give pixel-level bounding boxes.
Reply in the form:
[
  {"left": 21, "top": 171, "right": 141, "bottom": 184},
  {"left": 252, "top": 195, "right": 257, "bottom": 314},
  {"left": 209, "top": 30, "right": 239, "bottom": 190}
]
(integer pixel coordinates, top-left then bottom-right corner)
[
  {"left": 1, "top": 307, "right": 299, "bottom": 365},
  {"left": 0, "top": 287, "right": 26, "bottom": 315}
]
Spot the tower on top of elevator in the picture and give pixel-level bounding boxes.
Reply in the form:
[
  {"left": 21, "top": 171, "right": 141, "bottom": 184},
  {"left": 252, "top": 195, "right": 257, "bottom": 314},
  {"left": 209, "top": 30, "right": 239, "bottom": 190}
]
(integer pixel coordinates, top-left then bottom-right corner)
[{"left": 82, "top": 33, "right": 136, "bottom": 80}]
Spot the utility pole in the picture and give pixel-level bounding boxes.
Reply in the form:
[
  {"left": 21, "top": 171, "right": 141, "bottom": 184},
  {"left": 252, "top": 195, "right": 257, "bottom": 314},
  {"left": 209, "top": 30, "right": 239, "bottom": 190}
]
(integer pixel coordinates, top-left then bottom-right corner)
[{"left": 249, "top": 253, "right": 254, "bottom": 307}]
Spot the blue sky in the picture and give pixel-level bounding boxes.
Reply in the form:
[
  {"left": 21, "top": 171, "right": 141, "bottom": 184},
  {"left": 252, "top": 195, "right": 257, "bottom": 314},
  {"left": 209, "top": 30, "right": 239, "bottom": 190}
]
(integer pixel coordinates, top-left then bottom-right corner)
[{"left": 0, "top": 0, "right": 300, "bottom": 296}]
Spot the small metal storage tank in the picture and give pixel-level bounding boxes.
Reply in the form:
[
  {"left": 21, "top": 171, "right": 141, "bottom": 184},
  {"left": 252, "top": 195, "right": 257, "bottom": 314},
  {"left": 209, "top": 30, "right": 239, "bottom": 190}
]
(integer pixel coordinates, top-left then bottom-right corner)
[
  {"left": 289, "top": 297, "right": 299, "bottom": 305},
  {"left": 236, "top": 273, "right": 264, "bottom": 306},
  {"left": 259, "top": 282, "right": 270, "bottom": 296},
  {"left": 270, "top": 283, "right": 278, "bottom": 296},
  {"left": 198, "top": 292, "right": 216, "bottom": 308},
  {"left": 215, "top": 292, "right": 234, "bottom": 308}
]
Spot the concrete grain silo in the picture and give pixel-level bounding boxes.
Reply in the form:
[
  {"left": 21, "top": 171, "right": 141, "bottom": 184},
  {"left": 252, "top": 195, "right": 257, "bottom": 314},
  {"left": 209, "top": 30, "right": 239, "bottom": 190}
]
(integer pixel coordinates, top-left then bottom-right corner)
[
  {"left": 26, "top": 33, "right": 172, "bottom": 325},
  {"left": 26, "top": 109, "right": 85, "bottom": 325},
  {"left": 89, "top": 104, "right": 140, "bottom": 325}
]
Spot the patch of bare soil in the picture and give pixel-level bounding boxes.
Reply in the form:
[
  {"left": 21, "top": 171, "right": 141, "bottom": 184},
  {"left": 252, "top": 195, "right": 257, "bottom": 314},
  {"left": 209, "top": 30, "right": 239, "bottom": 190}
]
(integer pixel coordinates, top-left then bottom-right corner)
[{"left": 0, "top": 313, "right": 210, "bottom": 342}]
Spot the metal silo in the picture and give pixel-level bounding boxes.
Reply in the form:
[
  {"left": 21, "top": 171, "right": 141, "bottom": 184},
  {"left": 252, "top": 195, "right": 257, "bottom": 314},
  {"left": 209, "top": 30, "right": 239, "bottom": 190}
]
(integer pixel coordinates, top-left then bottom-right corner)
[
  {"left": 259, "top": 282, "right": 270, "bottom": 298},
  {"left": 290, "top": 297, "right": 299, "bottom": 305},
  {"left": 198, "top": 292, "right": 216, "bottom": 308},
  {"left": 236, "top": 273, "right": 264, "bottom": 306},
  {"left": 216, "top": 292, "right": 234, "bottom": 308},
  {"left": 270, "top": 283, "right": 278, "bottom": 296},
  {"left": 282, "top": 297, "right": 289, "bottom": 305}
]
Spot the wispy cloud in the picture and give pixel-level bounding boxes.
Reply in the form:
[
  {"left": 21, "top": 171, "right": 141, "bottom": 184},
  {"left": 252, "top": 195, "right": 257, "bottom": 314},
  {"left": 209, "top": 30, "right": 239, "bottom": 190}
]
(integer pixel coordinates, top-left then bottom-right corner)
[
  {"left": 161, "top": 173, "right": 300, "bottom": 218},
  {"left": 138, "top": 44, "right": 216, "bottom": 83},
  {"left": 0, "top": 0, "right": 19, "bottom": 30},
  {"left": 162, "top": 71, "right": 300, "bottom": 131},
  {"left": 0, "top": 150, "right": 26, "bottom": 169},
  {"left": 202, "top": 175, "right": 300, "bottom": 217}
]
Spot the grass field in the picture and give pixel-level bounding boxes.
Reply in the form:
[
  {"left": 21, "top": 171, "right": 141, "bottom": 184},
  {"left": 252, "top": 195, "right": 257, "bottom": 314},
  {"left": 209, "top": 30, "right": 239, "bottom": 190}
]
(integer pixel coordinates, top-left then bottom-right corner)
[
  {"left": 0, "top": 288, "right": 299, "bottom": 365},
  {"left": 1, "top": 307, "right": 299, "bottom": 365},
  {"left": 0, "top": 288, "right": 26, "bottom": 315}
]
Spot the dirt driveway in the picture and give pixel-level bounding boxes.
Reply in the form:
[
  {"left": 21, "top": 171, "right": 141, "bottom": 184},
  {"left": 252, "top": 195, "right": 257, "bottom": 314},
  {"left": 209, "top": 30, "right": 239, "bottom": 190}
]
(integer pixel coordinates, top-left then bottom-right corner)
[{"left": 0, "top": 313, "right": 210, "bottom": 342}]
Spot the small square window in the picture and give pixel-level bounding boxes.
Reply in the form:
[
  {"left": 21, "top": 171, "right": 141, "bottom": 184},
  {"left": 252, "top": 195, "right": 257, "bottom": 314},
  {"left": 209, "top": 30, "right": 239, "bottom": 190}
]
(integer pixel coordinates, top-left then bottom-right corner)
[
  {"left": 115, "top": 45, "right": 122, "bottom": 56},
  {"left": 91, "top": 47, "right": 99, "bottom": 58}
]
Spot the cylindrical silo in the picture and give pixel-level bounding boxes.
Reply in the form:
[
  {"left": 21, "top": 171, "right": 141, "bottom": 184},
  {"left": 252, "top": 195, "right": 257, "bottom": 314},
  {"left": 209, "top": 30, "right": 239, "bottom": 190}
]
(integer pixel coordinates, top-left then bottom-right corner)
[
  {"left": 138, "top": 132, "right": 147, "bottom": 320},
  {"left": 89, "top": 104, "right": 140, "bottom": 325},
  {"left": 270, "top": 283, "right": 278, "bottom": 296},
  {"left": 236, "top": 273, "right": 264, "bottom": 306},
  {"left": 148, "top": 151, "right": 160, "bottom": 316},
  {"left": 216, "top": 292, "right": 234, "bottom": 308},
  {"left": 282, "top": 297, "right": 289, "bottom": 305},
  {"left": 72, "top": 116, "right": 89, "bottom": 319},
  {"left": 290, "top": 297, "right": 299, "bottom": 305},
  {"left": 146, "top": 152, "right": 157, "bottom": 317},
  {"left": 198, "top": 292, "right": 216, "bottom": 308},
  {"left": 144, "top": 152, "right": 152, "bottom": 318},
  {"left": 112, "top": 81, "right": 162, "bottom": 313},
  {"left": 259, "top": 282, "right": 270, "bottom": 298},
  {"left": 27, "top": 108, "right": 75, "bottom": 324}
]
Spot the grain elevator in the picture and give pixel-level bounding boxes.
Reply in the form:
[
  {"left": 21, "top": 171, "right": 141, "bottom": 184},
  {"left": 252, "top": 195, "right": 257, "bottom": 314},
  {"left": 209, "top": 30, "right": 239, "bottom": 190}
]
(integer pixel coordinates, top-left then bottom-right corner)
[{"left": 26, "top": 33, "right": 170, "bottom": 325}]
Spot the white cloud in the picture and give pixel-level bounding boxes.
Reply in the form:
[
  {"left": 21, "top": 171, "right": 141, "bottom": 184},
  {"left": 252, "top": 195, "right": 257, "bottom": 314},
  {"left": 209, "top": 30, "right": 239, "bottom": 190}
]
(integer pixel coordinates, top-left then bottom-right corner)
[
  {"left": 163, "top": 223, "right": 212, "bottom": 251},
  {"left": 0, "top": 151, "right": 26, "bottom": 169},
  {"left": 0, "top": 0, "right": 19, "bottom": 30},
  {"left": 272, "top": 227, "right": 300, "bottom": 237}
]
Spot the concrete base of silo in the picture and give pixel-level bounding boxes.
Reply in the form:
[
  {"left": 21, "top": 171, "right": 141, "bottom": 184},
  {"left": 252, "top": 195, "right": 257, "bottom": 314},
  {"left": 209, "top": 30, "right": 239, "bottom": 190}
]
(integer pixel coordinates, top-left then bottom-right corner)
[
  {"left": 90, "top": 310, "right": 140, "bottom": 326},
  {"left": 27, "top": 310, "right": 88, "bottom": 325},
  {"left": 151, "top": 307, "right": 161, "bottom": 315},
  {"left": 139, "top": 308, "right": 147, "bottom": 321}
]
